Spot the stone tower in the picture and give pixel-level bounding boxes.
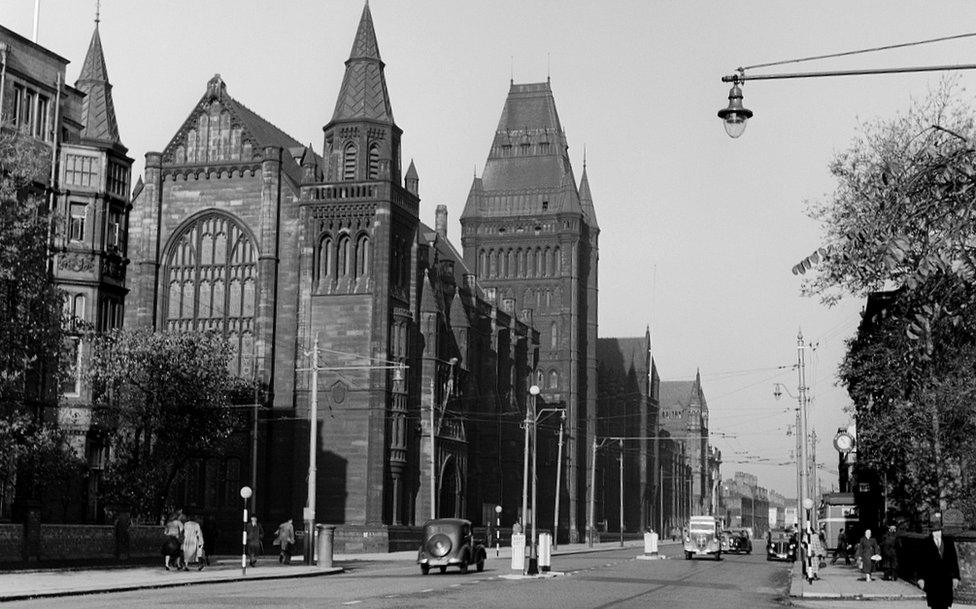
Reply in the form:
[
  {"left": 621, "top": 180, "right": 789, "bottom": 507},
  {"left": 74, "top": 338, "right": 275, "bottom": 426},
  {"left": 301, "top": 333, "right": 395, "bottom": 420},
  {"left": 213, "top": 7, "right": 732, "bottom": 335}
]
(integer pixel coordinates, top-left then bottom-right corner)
[
  {"left": 296, "top": 1, "right": 419, "bottom": 526},
  {"left": 53, "top": 18, "right": 132, "bottom": 519},
  {"left": 460, "top": 80, "right": 598, "bottom": 542}
]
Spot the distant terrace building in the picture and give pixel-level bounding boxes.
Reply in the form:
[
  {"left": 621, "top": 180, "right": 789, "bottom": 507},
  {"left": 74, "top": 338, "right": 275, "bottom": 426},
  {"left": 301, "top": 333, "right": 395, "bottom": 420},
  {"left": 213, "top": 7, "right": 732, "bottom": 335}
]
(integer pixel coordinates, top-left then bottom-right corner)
[{"left": 659, "top": 372, "right": 712, "bottom": 516}]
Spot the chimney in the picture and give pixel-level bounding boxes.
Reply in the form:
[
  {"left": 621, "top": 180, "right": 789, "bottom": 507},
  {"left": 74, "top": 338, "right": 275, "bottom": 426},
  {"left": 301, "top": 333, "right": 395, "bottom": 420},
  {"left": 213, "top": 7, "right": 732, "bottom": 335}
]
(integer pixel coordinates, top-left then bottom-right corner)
[{"left": 435, "top": 204, "right": 448, "bottom": 240}]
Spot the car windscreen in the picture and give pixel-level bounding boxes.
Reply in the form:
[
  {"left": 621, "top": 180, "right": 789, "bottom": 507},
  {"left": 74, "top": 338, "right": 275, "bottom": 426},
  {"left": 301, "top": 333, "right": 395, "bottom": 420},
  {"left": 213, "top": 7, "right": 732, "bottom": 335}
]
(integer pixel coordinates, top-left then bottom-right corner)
[{"left": 689, "top": 526, "right": 714, "bottom": 535}]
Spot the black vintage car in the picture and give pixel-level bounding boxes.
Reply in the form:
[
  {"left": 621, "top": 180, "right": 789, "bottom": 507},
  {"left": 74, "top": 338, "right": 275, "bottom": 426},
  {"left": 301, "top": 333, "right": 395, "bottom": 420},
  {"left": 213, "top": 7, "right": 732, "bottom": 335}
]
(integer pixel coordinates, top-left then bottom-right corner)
[
  {"left": 766, "top": 529, "right": 797, "bottom": 562},
  {"left": 417, "top": 518, "right": 487, "bottom": 575},
  {"left": 727, "top": 529, "right": 753, "bottom": 554}
]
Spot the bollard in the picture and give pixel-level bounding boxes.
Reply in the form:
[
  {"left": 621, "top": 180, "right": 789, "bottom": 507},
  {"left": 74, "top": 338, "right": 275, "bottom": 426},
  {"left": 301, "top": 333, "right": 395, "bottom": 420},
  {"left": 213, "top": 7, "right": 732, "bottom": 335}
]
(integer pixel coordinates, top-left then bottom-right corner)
[
  {"left": 538, "top": 532, "right": 552, "bottom": 573},
  {"left": 511, "top": 532, "right": 526, "bottom": 572},
  {"left": 316, "top": 524, "right": 336, "bottom": 569},
  {"left": 639, "top": 531, "right": 661, "bottom": 560}
]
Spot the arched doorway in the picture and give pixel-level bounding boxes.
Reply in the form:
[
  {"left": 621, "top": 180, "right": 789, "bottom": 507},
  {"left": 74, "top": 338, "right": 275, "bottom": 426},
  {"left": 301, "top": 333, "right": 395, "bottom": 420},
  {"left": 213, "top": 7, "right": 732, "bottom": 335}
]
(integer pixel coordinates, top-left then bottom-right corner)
[{"left": 438, "top": 456, "right": 462, "bottom": 518}]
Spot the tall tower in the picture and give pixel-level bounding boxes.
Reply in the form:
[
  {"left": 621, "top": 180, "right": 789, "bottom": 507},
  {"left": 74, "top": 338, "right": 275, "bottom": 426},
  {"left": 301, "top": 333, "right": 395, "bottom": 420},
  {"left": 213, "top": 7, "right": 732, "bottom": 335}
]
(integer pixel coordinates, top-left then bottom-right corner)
[
  {"left": 460, "top": 80, "right": 598, "bottom": 542},
  {"left": 297, "top": 1, "right": 418, "bottom": 526},
  {"left": 53, "top": 17, "right": 132, "bottom": 518}
]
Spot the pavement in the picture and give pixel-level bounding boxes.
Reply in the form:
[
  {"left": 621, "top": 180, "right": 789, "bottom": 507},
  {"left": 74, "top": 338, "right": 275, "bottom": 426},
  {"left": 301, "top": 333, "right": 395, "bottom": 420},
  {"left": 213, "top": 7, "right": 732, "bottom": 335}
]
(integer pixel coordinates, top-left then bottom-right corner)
[
  {"left": 788, "top": 558, "right": 976, "bottom": 607},
  {"left": 0, "top": 538, "right": 653, "bottom": 602}
]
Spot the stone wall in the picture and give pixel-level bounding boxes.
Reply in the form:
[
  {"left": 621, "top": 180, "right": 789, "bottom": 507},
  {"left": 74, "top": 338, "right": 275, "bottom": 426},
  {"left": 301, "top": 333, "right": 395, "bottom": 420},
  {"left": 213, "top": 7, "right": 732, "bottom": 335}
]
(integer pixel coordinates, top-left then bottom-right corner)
[{"left": 0, "top": 523, "right": 162, "bottom": 566}]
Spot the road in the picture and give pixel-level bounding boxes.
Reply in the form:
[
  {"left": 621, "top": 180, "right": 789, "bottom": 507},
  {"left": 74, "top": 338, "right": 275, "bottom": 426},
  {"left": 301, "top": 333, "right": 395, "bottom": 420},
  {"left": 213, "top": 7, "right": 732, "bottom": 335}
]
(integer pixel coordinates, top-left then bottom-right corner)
[{"left": 6, "top": 545, "right": 794, "bottom": 609}]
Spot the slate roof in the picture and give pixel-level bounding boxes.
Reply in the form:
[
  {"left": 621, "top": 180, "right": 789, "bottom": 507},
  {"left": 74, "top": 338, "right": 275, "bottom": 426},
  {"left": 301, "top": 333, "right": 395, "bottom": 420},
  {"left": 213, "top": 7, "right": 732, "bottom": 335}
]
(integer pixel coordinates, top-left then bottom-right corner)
[
  {"left": 658, "top": 380, "right": 697, "bottom": 409},
  {"left": 597, "top": 337, "right": 649, "bottom": 380},
  {"left": 75, "top": 25, "right": 121, "bottom": 146},
  {"left": 330, "top": 2, "right": 394, "bottom": 124},
  {"left": 462, "top": 81, "right": 584, "bottom": 220}
]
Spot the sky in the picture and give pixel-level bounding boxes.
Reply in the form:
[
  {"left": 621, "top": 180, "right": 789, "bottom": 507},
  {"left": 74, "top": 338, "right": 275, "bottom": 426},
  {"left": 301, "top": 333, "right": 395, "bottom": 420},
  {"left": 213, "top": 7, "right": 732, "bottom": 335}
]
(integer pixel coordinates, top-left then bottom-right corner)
[{"left": 9, "top": 0, "right": 976, "bottom": 497}]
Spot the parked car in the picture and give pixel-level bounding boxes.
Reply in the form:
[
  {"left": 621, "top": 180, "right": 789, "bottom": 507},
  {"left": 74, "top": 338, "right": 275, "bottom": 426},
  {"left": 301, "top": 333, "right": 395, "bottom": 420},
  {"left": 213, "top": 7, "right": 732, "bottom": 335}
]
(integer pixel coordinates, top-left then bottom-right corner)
[
  {"left": 720, "top": 530, "right": 732, "bottom": 552},
  {"left": 417, "top": 518, "right": 487, "bottom": 575},
  {"left": 684, "top": 515, "right": 722, "bottom": 560},
  {"left": 766, "top": 529, "right": 797, "bottom": 562}
]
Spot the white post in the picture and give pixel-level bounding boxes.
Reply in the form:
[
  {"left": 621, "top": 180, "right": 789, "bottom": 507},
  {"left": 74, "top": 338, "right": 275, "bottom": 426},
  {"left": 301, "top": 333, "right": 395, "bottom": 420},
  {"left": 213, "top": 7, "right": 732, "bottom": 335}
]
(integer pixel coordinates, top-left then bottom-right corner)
[
  {"left": 32, "top": 0, "right": 40, "bottom": 43},
  {"left": 552, "top": 413, "right": 564, "bottom": 550}
]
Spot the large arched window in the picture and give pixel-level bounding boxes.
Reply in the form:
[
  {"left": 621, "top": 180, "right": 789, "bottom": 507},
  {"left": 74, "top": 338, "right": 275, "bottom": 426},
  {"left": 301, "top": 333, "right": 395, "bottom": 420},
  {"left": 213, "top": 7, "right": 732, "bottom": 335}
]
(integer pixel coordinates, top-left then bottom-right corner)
[
  {"left": 548, "top": 370, "right": 559, "bottom": 389},
  {"left": 164, "top": 213, "right": 257, "bottom": 375},
  {"left": 550, "top": 321, "right": 558, "bottom": 349},
  {"left": 343, "top": 142, "right": 357, "bottom": 181},
  {"left": 355, "top": 234, "right": 370, "bottom": 277},
  {"left": 554, "top": 246, "right": 561, "bottom": 275},
  {"left": 526, "top": 249, "right": 534, "bottom": 278},
  {"left": 368, "top": 144, "right": 380, "bottom": 179}
]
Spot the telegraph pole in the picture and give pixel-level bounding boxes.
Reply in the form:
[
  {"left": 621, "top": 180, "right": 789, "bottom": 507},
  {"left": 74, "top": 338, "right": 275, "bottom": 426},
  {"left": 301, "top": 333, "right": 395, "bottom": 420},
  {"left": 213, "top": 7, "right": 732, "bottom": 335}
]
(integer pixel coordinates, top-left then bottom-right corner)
[{"left": 797, "top": 331, "right": 810, "bottom": 528}]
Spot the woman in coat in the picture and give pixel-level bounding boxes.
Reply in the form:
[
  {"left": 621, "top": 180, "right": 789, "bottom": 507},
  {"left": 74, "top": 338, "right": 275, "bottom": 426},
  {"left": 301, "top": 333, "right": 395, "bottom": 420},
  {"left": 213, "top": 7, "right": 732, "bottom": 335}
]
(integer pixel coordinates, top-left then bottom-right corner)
[
  {"left": 182, "top": 514, "right": 205, "bottom": 570},
  {"left": 161, "top": 510, "right": 185, "bottom": 571},
  {"left": 274, "top": 518, "right": 296, "bottom": 564},
  {"left": 856, "top": 528, "right": 881, "bottom": 581}
]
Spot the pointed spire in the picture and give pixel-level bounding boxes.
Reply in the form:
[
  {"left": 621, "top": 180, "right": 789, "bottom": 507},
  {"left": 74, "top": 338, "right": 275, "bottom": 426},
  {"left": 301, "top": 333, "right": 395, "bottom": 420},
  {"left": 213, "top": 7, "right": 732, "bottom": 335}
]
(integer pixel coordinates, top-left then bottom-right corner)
[
  {"left": 76, "top": 22, "right": 121, "bottom": 145},
  {"left": 578, "top": 160, "right": 599, "bottom": 229},
  {"left": 330, "top": 1, "right": 394, "bottom": 124},
  {"left": 405, "top": 159, "right": 419, "bottom": 195}
]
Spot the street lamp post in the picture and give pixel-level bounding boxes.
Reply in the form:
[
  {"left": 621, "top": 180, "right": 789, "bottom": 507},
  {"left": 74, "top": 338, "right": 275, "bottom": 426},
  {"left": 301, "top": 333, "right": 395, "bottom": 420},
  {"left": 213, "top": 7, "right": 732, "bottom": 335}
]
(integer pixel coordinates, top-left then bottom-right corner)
[
  {"left": 552, "top": 409, "right": 565, "bottom": 550},
  {"left": 717, "top": 34, "right": 976, "bottom": 138},
  {"left": 528, "top": 384, "right": 540, "bottom": 575},
  {"left": 494, "top": 504, "right": 502, "bottom": 557}
]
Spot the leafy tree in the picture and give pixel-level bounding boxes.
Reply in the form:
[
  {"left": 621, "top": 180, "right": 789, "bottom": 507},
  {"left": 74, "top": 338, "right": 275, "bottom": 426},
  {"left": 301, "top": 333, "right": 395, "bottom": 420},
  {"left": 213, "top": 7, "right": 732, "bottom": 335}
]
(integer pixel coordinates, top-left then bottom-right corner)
[
  {"left": 87, "top": 329, "right": 240, "bottom": 519},
  {"left": 799, "top": 85, "right": 976, "bottom": 521},
  {"left": 0, "top": 127, "right": 64, "bottom": 407},
  {"left": 0, "top": 127, "right": 84, "bottom": 516}
]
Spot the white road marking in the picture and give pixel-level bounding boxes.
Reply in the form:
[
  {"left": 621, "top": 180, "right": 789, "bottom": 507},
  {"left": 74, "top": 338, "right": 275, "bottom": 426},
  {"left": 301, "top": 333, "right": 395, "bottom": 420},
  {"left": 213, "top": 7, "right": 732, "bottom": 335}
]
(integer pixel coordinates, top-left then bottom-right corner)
[
  {"left": 342, "top": 602, "right": 362, "bottom": 605},
  {"left": 421, "top": 588, "right": 434, "bottom": 593}
]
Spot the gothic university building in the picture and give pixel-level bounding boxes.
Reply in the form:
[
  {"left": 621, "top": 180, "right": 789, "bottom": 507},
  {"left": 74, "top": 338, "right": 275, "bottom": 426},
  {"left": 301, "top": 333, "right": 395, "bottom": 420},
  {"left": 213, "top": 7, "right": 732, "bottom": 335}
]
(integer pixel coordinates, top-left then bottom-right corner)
[
  {"left": 3, "top": 4, "right": 722, "bottom": 544},
  {"left": 459, "top": 79, "right": 599, "bottom": 542}
]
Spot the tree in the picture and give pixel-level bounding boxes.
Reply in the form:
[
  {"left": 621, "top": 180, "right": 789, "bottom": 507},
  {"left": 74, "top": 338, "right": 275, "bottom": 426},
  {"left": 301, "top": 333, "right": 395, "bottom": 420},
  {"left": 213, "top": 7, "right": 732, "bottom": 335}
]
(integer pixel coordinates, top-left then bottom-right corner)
[
  {"left": 0, "top": 127, "right": 64, "bottom": 408},
  {"left": 799, "top": 84, "right": 976, "bottom": 522},
  {"left": 0, "top": 127, "right": 83, "bottom": 517},
  {"left": 87, "top": 329, "right": 241, "bottom": 519}
]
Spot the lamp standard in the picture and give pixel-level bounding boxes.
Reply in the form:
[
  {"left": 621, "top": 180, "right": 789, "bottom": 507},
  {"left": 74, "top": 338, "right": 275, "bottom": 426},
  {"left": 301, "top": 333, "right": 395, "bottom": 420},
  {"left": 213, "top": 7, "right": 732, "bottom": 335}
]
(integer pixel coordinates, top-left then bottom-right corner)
[
  {"left": 527, "top": 384, "right": 541, "bottom": 574},
  {"left": 774, "top": 332, "right": 811, "bottom": 532},
  {"left": 717, "top": 34, "right": 976, "bottom": 138}
]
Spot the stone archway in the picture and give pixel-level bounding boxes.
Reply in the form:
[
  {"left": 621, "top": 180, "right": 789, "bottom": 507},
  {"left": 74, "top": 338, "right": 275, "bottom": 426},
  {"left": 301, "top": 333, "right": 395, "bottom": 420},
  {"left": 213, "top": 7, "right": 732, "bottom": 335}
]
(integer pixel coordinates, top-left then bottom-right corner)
[{"left": 438, "top": 456, "right": 462, "bottom": 518}]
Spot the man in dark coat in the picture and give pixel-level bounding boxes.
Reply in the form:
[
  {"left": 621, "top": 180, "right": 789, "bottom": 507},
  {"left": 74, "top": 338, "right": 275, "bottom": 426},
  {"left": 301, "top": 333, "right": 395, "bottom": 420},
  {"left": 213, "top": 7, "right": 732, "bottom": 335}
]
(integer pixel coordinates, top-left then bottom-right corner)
[
  {"left": 916, "top": 513, "right": 961, "bottom": 609},
  {"left": 831, "top": 527, "right": 851, "bottom": 565},
  {"left": 881, "top": 525, "right": 899, "bottom": 581}
]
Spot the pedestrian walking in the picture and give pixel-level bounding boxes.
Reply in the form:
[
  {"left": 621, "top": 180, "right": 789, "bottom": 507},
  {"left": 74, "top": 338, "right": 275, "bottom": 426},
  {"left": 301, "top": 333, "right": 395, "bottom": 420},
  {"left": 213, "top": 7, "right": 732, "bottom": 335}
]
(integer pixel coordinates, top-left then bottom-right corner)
[
  {"left": 855, "top": 528, "right": 881, "bottom": 581},
  {"left": 881, "top": 525, "right": 900, "bottom": 581},
  {"left": 202, "top": 515, "right": 218, "bottom": 565},
  {"left": 182, "top": 514, "right": 206, "bottom": 570},
  {"left": 831, "top": 527, "right": 851, "bottom": 565},
  {"left": 801, "top": 523, "right": 826, "bottom": 583},
  {"left": 245, "top": 515, "right": 264, "bottom": 566},
  {"left": 274, "top": 518, "right": 296, "bottom": 564},
  {"left": 916, "top": 513, "right": 961, "bottom": 609},
  {"left": 161, "top": 510, "right": 185, "bottom": 571}
]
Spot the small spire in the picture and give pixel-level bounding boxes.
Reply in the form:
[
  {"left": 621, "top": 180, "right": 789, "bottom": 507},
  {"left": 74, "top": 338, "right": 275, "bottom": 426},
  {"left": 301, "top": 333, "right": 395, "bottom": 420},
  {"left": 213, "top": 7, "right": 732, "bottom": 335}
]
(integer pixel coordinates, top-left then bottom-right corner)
[
  {"left": 95, "top": 0, "right": 101, "bottom": 25},
  {"left": 583, "top": 144, "right": 586, "bottom": 169}
]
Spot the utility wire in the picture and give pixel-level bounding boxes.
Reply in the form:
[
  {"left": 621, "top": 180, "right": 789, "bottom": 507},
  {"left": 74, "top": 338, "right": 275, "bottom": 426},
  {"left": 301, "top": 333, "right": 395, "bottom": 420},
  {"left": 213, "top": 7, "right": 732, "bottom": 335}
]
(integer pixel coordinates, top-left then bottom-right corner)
[{"left": 741, "top": 32, "right": 976, "bottom": 71}]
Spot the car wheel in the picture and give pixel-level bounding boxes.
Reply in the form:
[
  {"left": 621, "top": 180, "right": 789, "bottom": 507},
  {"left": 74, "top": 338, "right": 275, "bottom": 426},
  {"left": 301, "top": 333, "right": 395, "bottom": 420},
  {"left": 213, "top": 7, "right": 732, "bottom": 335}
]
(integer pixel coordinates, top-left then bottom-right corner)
[
  {"left": 685, "top": 551, "right": 692, "bottom": 560},
  {"left": 460, "top": 561, "right": 469, "bottom": 574},
  {"left": 421, "top": 564, "right": 430, "bottom": 575},
  {"left": 716, "top": 552, "right": 722, "bottom": 561},
  {"left": 439, "top": 566, "right": 447, "bottom": 573},
  {"left": 476, "top": 559, "right": 485, "bottom": 572}
]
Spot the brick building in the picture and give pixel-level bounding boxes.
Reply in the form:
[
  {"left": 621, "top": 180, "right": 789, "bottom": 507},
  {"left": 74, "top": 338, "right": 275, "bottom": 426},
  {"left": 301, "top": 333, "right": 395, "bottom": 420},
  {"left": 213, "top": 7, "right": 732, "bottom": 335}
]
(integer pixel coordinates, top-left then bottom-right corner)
[
  {"left": 659, "top": 373, "right": 712, "bottom": 516},
  {"left": 0, "top": 19, "right": 132, "bottom": 522},
  {"left": 594, "top": 330, "right": 660, "bottom": 535},
  {"left": 460, "top": 79, "right": 599, "bottom": 542},
  {"left": 123, "top": 5, "right": 538, "bottom": 546}
]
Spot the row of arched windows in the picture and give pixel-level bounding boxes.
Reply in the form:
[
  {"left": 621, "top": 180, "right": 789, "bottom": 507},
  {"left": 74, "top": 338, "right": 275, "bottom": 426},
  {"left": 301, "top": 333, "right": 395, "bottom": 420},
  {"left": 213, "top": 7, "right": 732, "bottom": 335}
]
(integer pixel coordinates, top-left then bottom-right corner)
[
  {"left": 316, "top": 232, "right": 371, "bottom": 283},
  {"left": 342, "top": 142, "right": 382, "bottom": 181},
  {"left": 534, "top": 368, "right": 560, "bottom": 390},
  {"left": 477, "top": 246, "right": 561, "bottom": 279}
]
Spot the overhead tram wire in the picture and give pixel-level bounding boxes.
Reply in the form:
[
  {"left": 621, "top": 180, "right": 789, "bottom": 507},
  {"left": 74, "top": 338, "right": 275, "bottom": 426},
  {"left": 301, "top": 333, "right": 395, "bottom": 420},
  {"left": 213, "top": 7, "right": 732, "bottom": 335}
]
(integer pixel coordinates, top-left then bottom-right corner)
[{"left": 738, "top": 31, "right": 976, "bottom": 72}]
